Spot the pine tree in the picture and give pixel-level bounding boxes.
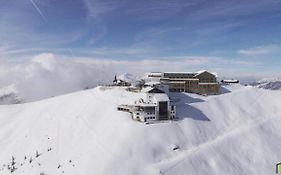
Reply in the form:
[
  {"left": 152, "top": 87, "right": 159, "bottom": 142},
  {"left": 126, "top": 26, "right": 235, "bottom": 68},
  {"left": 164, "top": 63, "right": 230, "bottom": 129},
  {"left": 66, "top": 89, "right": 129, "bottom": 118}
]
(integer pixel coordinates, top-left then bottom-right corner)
[{"left": 10, "top": 156, "right": 16, "bottom": 173}]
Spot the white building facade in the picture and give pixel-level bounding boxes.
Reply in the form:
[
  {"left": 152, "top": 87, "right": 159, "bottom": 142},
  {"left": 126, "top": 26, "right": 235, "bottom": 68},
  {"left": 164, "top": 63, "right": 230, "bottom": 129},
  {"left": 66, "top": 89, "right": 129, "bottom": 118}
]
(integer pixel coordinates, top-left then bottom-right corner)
[{"left": 118, "top": 87, "right": 176, "bottom": 123}]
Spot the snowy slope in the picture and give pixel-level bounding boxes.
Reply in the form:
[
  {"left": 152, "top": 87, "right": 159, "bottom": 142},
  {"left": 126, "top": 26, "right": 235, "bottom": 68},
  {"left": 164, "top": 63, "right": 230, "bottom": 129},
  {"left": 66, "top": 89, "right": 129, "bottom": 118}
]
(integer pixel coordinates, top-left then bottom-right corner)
[{"left": 0, "top": 85, "right": 281, "bottom": 175}]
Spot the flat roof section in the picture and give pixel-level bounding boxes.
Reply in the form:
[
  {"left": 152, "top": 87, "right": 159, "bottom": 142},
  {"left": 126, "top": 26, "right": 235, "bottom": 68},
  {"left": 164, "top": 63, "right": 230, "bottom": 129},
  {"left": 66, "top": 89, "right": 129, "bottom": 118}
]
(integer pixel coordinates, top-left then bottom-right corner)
[
  {"left": 161, "top": 78, "right": 199, "bottom": 81},
  {"left": 168, "top": 81, "right": 186, "bottom": 84},
  {"left": 199, "top": 83, "right": 219, "bottom": 85}
]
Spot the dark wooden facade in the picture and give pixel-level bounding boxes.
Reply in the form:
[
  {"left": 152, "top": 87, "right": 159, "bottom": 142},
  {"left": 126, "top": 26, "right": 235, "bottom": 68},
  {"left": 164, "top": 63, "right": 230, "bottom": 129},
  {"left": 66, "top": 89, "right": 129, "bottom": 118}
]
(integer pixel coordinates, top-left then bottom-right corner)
[{"left": 161, "top": 71, "right": 220, "bottom": 95}]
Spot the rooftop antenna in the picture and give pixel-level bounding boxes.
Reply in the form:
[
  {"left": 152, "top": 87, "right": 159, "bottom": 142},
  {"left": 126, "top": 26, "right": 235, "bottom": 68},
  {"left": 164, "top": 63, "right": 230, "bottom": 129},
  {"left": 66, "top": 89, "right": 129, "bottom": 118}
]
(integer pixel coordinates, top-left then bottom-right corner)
[{"left": 113, "top": 75, "right": 117, "bottom": 83}]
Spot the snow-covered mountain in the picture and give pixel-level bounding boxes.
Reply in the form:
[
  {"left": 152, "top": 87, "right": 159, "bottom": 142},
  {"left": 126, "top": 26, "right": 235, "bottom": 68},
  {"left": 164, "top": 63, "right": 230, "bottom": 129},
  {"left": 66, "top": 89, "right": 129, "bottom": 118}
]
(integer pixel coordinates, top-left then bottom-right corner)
[
  {"left": 0, "top": 85, "right": 281, "bottom": 175},
  {"left": 251, "top": 77, "right": 281, "bottom": 90},
  {"left": 0, "top": 85, "right": 22, "bottom": 105},
  {"left": 116, "top": 73, "right": 136, "bottom": 83}
]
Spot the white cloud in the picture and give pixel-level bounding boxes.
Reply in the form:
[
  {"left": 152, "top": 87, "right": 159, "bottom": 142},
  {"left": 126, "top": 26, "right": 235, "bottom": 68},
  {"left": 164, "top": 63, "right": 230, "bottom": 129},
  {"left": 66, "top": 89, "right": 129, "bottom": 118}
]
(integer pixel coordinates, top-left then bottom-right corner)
[
  {"left": 187, "top": 0, "right": 281, "bottom": 22},
  {"left": 76, "top": 55, "right": 214, "bottom": 74},
  {"left": 125, "top": 0, "right": 193, "bottom": 21},
  {"left": 233, "top": 60, "right": 262, "bottom": 66},
  {"left": 0, "top": 53, "right": 114, "bottom": 102},
  {"left": 237, "top": 44, "right": 281, "bottom": 56},
  {"left": 0, "top": 53, "right": 217, "bottom": 102},
  {"left": 83, "top": 0, "right": 120, "bottom": 18},
  {"left": 0, "top": 52, "right": 273, "bottom": 102},
  {"left": 31, "top": 53, "right": 57, "bottom": 71}
]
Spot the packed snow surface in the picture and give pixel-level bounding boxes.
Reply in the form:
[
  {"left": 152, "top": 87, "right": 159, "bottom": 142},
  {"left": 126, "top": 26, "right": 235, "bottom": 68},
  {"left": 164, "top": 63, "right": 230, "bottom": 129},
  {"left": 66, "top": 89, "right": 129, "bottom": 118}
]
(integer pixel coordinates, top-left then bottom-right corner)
[{"left": 0, "top": 85, "right": 281, "bottom": 175}]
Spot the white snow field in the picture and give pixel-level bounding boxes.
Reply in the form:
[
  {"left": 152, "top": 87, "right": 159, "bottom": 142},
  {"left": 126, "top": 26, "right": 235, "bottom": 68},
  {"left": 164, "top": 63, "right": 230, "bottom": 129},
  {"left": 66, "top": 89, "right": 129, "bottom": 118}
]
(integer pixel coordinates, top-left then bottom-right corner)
[{"left": 0, "top": 84, "right": 281, "bottom": 175}]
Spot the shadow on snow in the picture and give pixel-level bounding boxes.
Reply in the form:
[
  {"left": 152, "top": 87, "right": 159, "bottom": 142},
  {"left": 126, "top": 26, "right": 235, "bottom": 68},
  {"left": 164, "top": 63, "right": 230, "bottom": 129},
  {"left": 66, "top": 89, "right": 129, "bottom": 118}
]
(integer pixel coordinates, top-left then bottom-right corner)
[
  {"left": 219, "top": 86, "right": 232, "bottom": 94},
  {"left": 170, "top": 92, "right": 210, "bottom": 121}
]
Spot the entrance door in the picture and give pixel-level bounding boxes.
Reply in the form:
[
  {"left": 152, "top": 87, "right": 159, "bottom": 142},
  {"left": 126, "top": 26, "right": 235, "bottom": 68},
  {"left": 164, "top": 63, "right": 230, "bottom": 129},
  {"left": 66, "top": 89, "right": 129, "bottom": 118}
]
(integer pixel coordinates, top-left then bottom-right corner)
[{"left": 159, "top": 101, "right": 168, "bottom": 120}]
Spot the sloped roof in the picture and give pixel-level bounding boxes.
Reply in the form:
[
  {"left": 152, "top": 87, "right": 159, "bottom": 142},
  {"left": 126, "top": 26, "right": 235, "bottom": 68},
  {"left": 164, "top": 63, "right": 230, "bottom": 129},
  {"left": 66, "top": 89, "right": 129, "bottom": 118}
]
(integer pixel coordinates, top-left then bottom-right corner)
[
  {"left": 195, "top": 70, "right": 218, "bottom": 77},
  {"left": 141, "top": 87, "right": 165, "bottom": 93}
]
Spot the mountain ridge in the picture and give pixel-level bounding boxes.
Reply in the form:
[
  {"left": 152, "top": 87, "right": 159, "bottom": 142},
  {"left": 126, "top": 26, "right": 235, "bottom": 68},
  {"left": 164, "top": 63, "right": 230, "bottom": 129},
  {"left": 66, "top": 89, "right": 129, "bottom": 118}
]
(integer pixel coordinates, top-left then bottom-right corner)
[{"left": 0, "top": 85, "right": 281, "bottom": 174}]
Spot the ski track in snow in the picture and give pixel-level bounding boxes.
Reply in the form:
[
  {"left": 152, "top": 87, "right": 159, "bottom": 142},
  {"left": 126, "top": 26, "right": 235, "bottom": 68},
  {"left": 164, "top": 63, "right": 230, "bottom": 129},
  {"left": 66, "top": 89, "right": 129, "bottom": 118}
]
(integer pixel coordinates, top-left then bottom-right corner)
[{"left": 157, "top": 111, "right": 281, "bottom": 174}]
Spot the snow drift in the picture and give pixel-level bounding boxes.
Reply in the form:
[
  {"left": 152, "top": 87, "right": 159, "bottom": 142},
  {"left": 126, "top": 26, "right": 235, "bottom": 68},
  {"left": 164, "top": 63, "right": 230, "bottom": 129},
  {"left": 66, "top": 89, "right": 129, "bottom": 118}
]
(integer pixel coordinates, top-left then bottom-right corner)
[{"left": 0, "top": 85, "right": 281, "bottom": 175}]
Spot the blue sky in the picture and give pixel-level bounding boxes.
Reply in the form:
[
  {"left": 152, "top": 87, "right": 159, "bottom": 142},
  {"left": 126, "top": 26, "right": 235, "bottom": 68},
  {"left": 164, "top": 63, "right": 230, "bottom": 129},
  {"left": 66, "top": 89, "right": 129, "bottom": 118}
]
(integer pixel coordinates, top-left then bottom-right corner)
[{"left": 1, "top": 0, "right": 281, "bottom": 78}]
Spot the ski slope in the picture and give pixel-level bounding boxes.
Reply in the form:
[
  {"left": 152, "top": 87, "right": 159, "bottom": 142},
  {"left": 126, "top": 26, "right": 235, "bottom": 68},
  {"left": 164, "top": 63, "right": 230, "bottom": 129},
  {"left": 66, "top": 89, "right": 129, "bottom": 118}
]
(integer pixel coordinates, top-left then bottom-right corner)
[{"left": 0, "top": 85, "right": 281, "bottom": 175}]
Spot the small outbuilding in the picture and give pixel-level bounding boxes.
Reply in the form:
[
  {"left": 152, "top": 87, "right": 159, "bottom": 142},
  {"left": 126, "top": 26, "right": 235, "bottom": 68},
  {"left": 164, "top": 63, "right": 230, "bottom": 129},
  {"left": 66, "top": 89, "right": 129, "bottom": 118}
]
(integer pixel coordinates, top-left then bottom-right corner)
[
  {"left": 117, "top": 87, "right": 176, "bottom": 123},
  {"left": 221, "top": 79, "right": 239, "bottom": 84}
]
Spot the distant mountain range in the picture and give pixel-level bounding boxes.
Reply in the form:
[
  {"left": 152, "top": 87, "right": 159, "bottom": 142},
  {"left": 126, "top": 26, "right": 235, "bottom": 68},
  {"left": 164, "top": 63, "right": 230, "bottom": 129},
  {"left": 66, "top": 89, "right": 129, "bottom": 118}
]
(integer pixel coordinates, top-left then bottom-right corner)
[
  {"left": 250, "top": 77, "right": 281, "bottom": 90},
  {"left": 0, "top": 85, "right": 22, "bottom": 105}
]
